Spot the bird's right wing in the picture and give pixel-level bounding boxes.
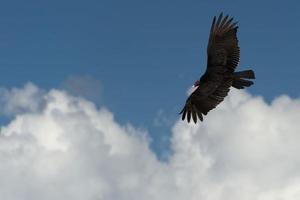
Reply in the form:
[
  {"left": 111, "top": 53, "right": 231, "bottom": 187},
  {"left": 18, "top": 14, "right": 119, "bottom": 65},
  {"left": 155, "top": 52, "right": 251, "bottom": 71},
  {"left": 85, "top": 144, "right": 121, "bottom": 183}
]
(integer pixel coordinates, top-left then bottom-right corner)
[
  {"left": 180, "top": 73, "right": 234, "bottom": 123},
  {"left": 180, "top": 80, "right": 223, "bottom": 123}
]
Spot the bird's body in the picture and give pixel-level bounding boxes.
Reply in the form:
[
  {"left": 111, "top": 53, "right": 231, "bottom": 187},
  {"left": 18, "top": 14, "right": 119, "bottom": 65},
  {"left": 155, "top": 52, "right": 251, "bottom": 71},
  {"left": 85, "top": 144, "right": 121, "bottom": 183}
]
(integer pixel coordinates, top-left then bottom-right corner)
[{"left": 180, "top": 13, "right": 255, "bottom": 123}]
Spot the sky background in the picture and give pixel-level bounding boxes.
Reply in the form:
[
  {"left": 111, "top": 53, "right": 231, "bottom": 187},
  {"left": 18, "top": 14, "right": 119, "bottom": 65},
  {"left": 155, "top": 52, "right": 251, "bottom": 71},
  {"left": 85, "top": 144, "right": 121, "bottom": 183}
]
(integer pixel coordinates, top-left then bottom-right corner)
[
  {"left": 1, "top": 1, "right": 300, "bottom": 199},
  {"left": 0, "top": 0, "right": 299, "bottom": 158}
]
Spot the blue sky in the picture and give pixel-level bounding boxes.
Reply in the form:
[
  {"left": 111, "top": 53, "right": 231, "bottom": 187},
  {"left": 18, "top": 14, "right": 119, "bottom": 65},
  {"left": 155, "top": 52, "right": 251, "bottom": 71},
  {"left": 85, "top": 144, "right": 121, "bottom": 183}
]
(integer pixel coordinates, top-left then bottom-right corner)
[{"left": 0, "top": 0, "right": 299, "bottom": 158}]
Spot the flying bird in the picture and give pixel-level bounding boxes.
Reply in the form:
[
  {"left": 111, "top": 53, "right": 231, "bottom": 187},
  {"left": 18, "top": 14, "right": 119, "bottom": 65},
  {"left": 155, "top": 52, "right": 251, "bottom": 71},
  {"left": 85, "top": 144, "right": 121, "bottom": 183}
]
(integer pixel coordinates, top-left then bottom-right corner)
[{"left": 180, "top": 13, "right": 255, "bottom": 123}]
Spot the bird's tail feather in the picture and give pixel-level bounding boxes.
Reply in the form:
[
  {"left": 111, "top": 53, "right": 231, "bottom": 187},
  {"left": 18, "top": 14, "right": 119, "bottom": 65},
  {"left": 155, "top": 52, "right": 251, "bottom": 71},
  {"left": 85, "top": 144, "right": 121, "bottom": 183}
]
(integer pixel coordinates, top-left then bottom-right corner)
[
  {"left": 232, "top": 70, "right": 255, "bottom": 89},
  {"left": 233, "top": 70, "right": 255, "bottom": 79},
  {"left": 232, "top": 79, "right": 253, "bottom": 89}
]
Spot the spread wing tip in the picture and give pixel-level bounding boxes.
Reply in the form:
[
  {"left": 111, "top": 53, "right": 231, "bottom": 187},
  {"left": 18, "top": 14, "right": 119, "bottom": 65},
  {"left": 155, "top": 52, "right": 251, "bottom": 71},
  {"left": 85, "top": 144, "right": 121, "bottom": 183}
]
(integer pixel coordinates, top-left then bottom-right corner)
[
  {"left": 212, "top": 13, "right": 238, "bottom": 33},
  {"left": 180, "top": 104, "right": 204, "bottom": 123}
]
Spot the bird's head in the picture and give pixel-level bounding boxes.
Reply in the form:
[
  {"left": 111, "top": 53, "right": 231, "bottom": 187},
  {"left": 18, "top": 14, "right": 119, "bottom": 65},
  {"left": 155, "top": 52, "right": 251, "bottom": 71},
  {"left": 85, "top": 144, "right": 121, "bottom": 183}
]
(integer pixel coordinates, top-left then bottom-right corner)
[{"left": 193, "top": 80, "right": 200, "bottom": 87}]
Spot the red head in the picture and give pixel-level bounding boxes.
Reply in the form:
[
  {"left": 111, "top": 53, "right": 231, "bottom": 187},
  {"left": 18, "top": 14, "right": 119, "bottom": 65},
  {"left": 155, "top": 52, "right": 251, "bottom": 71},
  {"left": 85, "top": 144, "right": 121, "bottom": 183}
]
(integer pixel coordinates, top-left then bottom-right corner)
[{"left": 193, "top": 80, "right": 200, "bottom": 87}]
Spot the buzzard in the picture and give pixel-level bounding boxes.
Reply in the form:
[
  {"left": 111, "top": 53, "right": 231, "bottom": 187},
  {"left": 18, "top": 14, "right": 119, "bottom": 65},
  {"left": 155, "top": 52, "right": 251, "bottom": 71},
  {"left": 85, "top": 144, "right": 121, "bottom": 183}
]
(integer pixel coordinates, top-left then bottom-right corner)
[{"left": 180, "top": 13, "right": 255, "bottom": 123}]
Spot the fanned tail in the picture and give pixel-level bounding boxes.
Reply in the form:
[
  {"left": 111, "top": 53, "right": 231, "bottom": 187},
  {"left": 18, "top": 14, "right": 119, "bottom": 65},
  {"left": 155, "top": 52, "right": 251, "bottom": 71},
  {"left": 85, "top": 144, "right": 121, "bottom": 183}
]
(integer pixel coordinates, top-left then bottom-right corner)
[{"left": 232, "top": 70, "right": 255, "bottom": 89}]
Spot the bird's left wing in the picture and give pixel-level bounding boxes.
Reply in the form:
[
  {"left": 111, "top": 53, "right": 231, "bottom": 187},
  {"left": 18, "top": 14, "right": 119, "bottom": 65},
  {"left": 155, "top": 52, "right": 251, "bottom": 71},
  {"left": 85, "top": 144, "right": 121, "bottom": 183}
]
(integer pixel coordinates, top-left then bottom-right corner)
[{"left": 206, "top": 13, "right": 240, "bottom": 73}]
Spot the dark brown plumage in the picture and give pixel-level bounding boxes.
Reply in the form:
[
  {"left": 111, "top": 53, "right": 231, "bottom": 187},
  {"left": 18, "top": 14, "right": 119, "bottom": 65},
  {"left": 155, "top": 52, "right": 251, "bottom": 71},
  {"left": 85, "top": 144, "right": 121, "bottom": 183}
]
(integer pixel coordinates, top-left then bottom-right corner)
[{"left": 180, "top": 13, "right": 255, "bottom": 123}]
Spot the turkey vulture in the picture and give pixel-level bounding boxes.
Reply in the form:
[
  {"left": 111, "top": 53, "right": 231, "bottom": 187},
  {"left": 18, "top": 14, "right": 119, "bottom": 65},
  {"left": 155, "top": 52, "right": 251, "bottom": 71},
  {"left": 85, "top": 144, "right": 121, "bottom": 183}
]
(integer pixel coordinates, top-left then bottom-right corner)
[{"left": 180, "top": 13, "right": 255, "bottom": 123}]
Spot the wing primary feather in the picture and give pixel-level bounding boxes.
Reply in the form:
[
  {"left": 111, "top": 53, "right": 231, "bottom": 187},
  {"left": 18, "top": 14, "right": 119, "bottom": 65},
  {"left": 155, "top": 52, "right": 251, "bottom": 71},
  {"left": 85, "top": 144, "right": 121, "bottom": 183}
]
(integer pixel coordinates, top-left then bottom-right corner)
[
  {"left": 228, "top": 22, "right": 238, "bottom": 29},
  {"left": 193, "top": 105, "right": 200, "bottom": 123},
  {"left": 220, "top": 15, "right": 229, "bottom": 29},
  {"left": 196, "top": 109, "right": 203, "bottom": 121},
  {"left": 223, "top": 17, "right": 234, "bottom": 31},
  {"left": 179, "top": 107, "right": 185, "bottom": 114},
  {"left": 209, "top": 16, "right": 216, "bottom": 36},
  {"left": 187, "top": 110, "right": 191, "bottom": 123},
  {"left": 181, "top": 108, "right": 186, "bottom": 120},
  {"left": 216, "top": 13, "right": 223, "bottom": 30},
  {"left": 192, "top": 109, "right": 197, "bottom": 123}
]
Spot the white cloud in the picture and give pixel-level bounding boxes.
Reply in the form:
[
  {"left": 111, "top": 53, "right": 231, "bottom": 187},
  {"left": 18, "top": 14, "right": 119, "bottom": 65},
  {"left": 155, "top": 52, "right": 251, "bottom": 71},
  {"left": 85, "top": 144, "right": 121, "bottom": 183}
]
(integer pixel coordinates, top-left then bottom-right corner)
[
  {"left": 0, "top": 84, "right": 300, "bottom": 200},
  {"left": 0, "top": 83, "right": 45, "bottom": 116}
]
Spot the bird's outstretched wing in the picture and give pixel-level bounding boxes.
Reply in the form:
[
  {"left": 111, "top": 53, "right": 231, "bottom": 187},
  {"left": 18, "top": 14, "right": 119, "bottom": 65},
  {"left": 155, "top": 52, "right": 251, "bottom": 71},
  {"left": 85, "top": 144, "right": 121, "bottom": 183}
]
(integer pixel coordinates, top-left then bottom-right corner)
[
  {"left": 180, "top": 81, "right": 217, "bottom": 123},
  {"left": 180, "top": 13, "right": 240, "bottom": 123},
  {"left": 207, "top": 13, "right": 240, "bottom": 73}
]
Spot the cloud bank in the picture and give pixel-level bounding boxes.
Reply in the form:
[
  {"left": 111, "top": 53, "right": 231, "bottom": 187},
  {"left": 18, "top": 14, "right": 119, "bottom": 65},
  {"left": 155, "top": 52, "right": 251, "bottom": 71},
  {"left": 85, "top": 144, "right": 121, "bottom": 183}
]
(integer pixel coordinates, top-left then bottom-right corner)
[{"left": 0, "top": 83, "right": 299, "bottom": 200}]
